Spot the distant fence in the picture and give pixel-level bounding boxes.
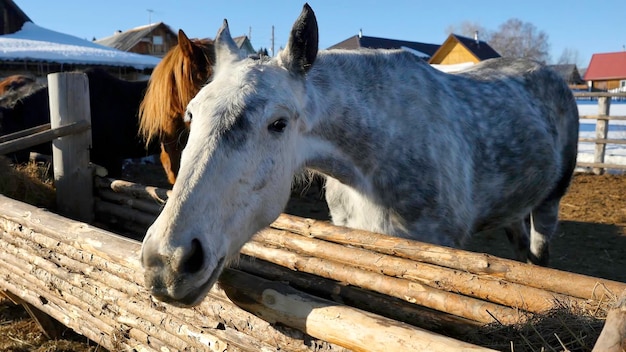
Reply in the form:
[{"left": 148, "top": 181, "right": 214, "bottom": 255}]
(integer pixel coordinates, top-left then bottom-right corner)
[{"left": 573, "top": 92, "right": 626, "bottom": 174}]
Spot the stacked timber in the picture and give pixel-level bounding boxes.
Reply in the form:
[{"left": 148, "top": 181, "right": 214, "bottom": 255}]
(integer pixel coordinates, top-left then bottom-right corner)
[{"left": 0, "top": 177, "right": 624, "bottom": 350}]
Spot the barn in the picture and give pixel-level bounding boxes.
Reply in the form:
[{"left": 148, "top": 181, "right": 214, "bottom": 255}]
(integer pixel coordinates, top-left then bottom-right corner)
[{"left": 584, "top": 51, "right": 626, "bottom": 92}]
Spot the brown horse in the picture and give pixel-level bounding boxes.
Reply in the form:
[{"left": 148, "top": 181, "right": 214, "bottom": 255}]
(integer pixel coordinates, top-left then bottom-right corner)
[
  {"left": 0, "top": 75, "right": 35, "bottom": 96},
  {"left": 139, "top": 30, "right": 215, "bottom": 184}
]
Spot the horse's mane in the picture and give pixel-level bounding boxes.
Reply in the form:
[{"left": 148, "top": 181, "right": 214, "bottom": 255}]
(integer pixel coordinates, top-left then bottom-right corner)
[
  {"left": 0, "top": 80, "right": 47, "bottom": 109},
  {"left": 138, "top": 38, "right": 215, "bottom": 144},
  {"left": 0, "top": 75, "right": 36, "bottom": 97}
]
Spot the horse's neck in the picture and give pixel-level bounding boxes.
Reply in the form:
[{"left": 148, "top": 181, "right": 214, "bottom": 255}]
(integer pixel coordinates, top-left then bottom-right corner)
[{"left": 301, "top": 51, "right": 436, "bottom": 193}]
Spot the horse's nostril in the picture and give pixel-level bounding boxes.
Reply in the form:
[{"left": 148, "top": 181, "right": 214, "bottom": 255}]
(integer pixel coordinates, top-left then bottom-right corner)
[{"left": 183, "top": 238, "right": 204, "bottom": 274}]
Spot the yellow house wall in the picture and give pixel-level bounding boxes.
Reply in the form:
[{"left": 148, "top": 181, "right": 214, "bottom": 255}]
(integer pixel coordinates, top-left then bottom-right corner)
[{"left": 438, "top": 43, "right": 479, "bottom": 64}]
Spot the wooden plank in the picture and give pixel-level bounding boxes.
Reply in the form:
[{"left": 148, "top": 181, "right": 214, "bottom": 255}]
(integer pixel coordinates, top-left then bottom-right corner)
[
  {"left": 593, "top": 97, "right": 610, "bottom": 174},
  {"left": 579, "top": 115, "right": 626, "bottom": 121},
  {"left": 573, "top": 92, "right": 626, "bottom": 98},
  {"left": 576, "top": 162, "right": 626, "bottom": 170},
  {"left": 579, "top": 138, "right": 626, "bottom": 145},
  {"left": 0, "top": 121, "right": 89, "bottom": 155},
  {"left": 48, "top": 72, "right": 93, "bottom": 222},
  {"left": 0, "top": 123, "right": 51, "bottom": 144}
]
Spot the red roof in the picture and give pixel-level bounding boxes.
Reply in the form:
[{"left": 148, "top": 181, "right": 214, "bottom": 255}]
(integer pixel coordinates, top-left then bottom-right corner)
[{"left": 583, "top": 51, "right": 626, "bottom": 81}]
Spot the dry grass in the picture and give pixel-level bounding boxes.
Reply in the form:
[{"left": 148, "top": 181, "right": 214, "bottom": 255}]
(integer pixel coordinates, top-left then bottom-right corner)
[
  {"left": 0, "top": 156, "right": 56, "bottom": 209},
  {"left": 460, "top": 297, "right": 618, "bottom": 352}
]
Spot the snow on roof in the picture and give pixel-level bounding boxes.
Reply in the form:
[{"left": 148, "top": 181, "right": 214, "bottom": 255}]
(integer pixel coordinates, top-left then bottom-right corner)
[{"left": 0, "top": 22, "right": 161, "bottom": 70}]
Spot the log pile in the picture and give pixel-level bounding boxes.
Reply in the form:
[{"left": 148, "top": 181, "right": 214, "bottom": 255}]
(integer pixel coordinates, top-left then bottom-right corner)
[{"left": 0, "top": 177, "right": 624, "bottom": 351}]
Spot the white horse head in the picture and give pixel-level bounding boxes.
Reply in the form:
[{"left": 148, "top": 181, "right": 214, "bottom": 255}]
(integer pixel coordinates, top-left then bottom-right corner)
[{"left": 141, "top": 4, "right": 319, "bottom": 306}]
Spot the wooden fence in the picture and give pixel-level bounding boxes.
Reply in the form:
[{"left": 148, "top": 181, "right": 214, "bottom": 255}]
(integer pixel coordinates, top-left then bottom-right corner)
[
  {"left": 573, "top": 92, "right": 626, "bottom": 174},
  {"left": 2, "top": 73, "right": 626, "bottom": 351}
]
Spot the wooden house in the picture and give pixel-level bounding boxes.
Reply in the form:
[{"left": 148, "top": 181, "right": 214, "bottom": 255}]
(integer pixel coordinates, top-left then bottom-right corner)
[
  {"left": 583, "top": 51, "right": 626, "bottom": 92},
  {"left": 328, "top": 33, "right": 440, "bottom": 60},
  {"left": 0, "top": 0, "right": 30, "bottom": 35},
  {"left": 95, "top": 22, "right": 178, "bottom": 58},
  {"left": 232, "top": 35, "right": 256, "bottom": 57},
  {"left": 96, "top": 23, "right": 257, "bottom": 58},
  {"left": 428, "top": 33, "right": 500, "bottom": 65},
  {"left": 548, "top": 64, "right": 585, "bottom": 89},
  {"left": 0, "top": 0, "right": 158, "bottom": 80}
]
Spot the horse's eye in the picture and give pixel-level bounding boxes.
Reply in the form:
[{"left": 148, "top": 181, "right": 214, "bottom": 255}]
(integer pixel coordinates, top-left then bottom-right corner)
[
  {"left": 184, "top": 110, "right": 193, "bottom": 123},
  {"left": 268, "top": 118, "right": 287, "bottom": 133}
]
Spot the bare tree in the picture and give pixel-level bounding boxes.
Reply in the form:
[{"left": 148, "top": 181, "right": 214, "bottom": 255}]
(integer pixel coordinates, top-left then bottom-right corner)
[
  {"left": 488, "top": 18, "right": 550, "bottom": 63},
  {"left": 556, "top": 47, "right": 581, "bottom": 66},
  {"left": 445, "top": 21, "right": 491, "bottom": 41}
]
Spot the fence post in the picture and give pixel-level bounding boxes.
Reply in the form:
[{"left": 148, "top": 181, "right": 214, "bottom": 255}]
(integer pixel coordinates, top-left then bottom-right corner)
[
  {"left": 48, "top": 72, "right": 94, "bottom": 223},
  {"left": 593, "top": 96, "right": 610, "bottom": 175}
]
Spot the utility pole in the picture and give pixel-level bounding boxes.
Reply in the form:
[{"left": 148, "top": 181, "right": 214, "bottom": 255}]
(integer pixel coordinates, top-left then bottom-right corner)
[{"left": 271, "top": 25, "right": 275, "bottom": 57}]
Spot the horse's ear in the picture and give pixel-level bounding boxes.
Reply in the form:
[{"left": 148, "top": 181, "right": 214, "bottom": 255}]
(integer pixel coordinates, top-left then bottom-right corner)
[
  {"left": 178, "top": 29, "right": 194, "bottom": 57},
  {"left": 214, "top": 19, "right": 241, "bottom": 65},
  {"left": 280, "top": 3, "right": 318, "bottom": 76}
]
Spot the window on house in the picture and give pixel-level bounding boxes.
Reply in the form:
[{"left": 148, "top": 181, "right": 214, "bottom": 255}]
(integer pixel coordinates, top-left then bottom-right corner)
[
  {"left": 152, "top": 35, "right": 164, "bottom": 54},
  {"left": 620, "top": 80, "right": 626, "bottom": 88}
]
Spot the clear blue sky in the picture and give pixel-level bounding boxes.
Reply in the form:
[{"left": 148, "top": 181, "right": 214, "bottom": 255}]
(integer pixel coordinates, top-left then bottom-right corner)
[{"left": 15, "top": 0, "right": 626, "bottom": 68}]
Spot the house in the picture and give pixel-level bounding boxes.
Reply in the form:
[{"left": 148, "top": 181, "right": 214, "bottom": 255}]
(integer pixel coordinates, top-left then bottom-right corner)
[
  {"left": 0, "top": 0, "right": 30, "bottom": 34},
  {"left": 232, "top": 35, "right": 256, "bottom": 57},
  {"left": 0, "top": 0, "right": 159, "bottom": 80},
  {"left": 96, "top": 22, "right": 257, "bottom": 58},
  {"left": 428, "top": 33, "right": 500, "bottom": 65},
  {"left": 95, "top": 22, "right": 178, "bottom": 58},
  {"left": 583, "top": 51, "right": 626, "bottom": 92},
  {"left": 328, "top": 33, "right": 440, "bottom": 60},
  {"left": 548, "top": 64, "right": 585, "bottom": 89}
]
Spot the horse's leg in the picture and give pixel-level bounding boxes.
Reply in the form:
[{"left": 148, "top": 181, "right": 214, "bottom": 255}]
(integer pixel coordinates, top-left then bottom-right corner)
[
  {"left": 504, "top": 217, "right": 530, "bottom": 262},
  {"left": 528, "top": 198, "right": 560, "bottom": 266}
]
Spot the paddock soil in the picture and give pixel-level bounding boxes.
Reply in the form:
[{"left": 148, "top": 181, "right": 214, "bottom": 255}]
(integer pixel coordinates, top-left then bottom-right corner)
[{"left": 1, "top": 169, "right": 625, "bottom": 351}]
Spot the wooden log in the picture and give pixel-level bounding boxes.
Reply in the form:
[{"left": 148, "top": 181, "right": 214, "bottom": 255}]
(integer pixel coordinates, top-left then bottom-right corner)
[
  {"left": 94, "top": 198, "right": 157, "bottom": 228},
  {"left": 576, "top": 162, "right": 626, "bottom": 171},
  {"left": 269, "top": 214, "right": 626, "bottom": 302},
  {"left": 243, "top": 239, "right": 521, "bottom": 325},
  {"left": 0, "top": 120, "right": 89, "bottom": 155},
  {"left": 0, "top": 123, "right": 50, "bottom": 143},
  {"left": 235, "top": 255, "right": 481, "bottom": 336},
  {"left": 48, "top": 72, "right": 93, "bottom": 222},
  {"left": 593, "top": 291, "right": 626, "bottom": 352},
  {"left": 96, "top": 188, "right": 164, "bottom": 214},
  {"left": 95, "top": 177, "right": 171, "bottom": 203},
  {"left": 2, "top": 290, "right": 65, "bottom": 340},
  {"left": 0, "top": 194, "right": 350, "bottom": 351},
  {"left": 593, "top": 96, "right": 611, "bottom": 175},
  {"left": 220, "top": 268, "right": 498, "bottom": 352},
  {"left": 252, "top": 228, "right": 590, "bottom": 314}
]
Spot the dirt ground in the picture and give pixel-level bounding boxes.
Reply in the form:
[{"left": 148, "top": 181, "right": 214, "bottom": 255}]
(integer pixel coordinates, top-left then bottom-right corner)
[{"left": 1, "top": 170, "right": 625, "bottom": 351}]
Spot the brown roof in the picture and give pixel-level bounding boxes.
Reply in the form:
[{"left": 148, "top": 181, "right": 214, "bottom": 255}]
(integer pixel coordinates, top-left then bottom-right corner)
[
  {"left": 95, "top": 22, "right": 175, "bottom": 51},
  {"left": 548, "top": 64, "right": 585, "bottom": 85},
  {"left": 583, "top": 51, "right": 626, "bottom": 81}
]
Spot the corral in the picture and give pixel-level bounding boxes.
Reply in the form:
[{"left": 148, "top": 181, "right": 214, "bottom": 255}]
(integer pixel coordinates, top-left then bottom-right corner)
[{"left": 1, "top": 72, "right": 626, "bottom": 351}]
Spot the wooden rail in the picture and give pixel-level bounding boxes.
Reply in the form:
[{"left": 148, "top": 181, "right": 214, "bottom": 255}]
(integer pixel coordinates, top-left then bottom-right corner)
[{"left": 573, "top": 92, "right": 626, "bottom": 174}]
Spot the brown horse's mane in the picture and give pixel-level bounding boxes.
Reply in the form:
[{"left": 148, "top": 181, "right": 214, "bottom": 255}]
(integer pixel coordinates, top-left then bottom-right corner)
[
  {"left": 0, "top": 75, "right": 36, "bottom": 97},
  {"left": 138, "top": 37, "right": 214, "bottom": 144}
]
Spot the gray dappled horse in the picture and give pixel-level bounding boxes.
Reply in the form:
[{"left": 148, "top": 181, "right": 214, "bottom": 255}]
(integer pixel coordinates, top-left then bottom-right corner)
[{"left": 141, "top": 4, "right": 579, "bottom": 306}]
